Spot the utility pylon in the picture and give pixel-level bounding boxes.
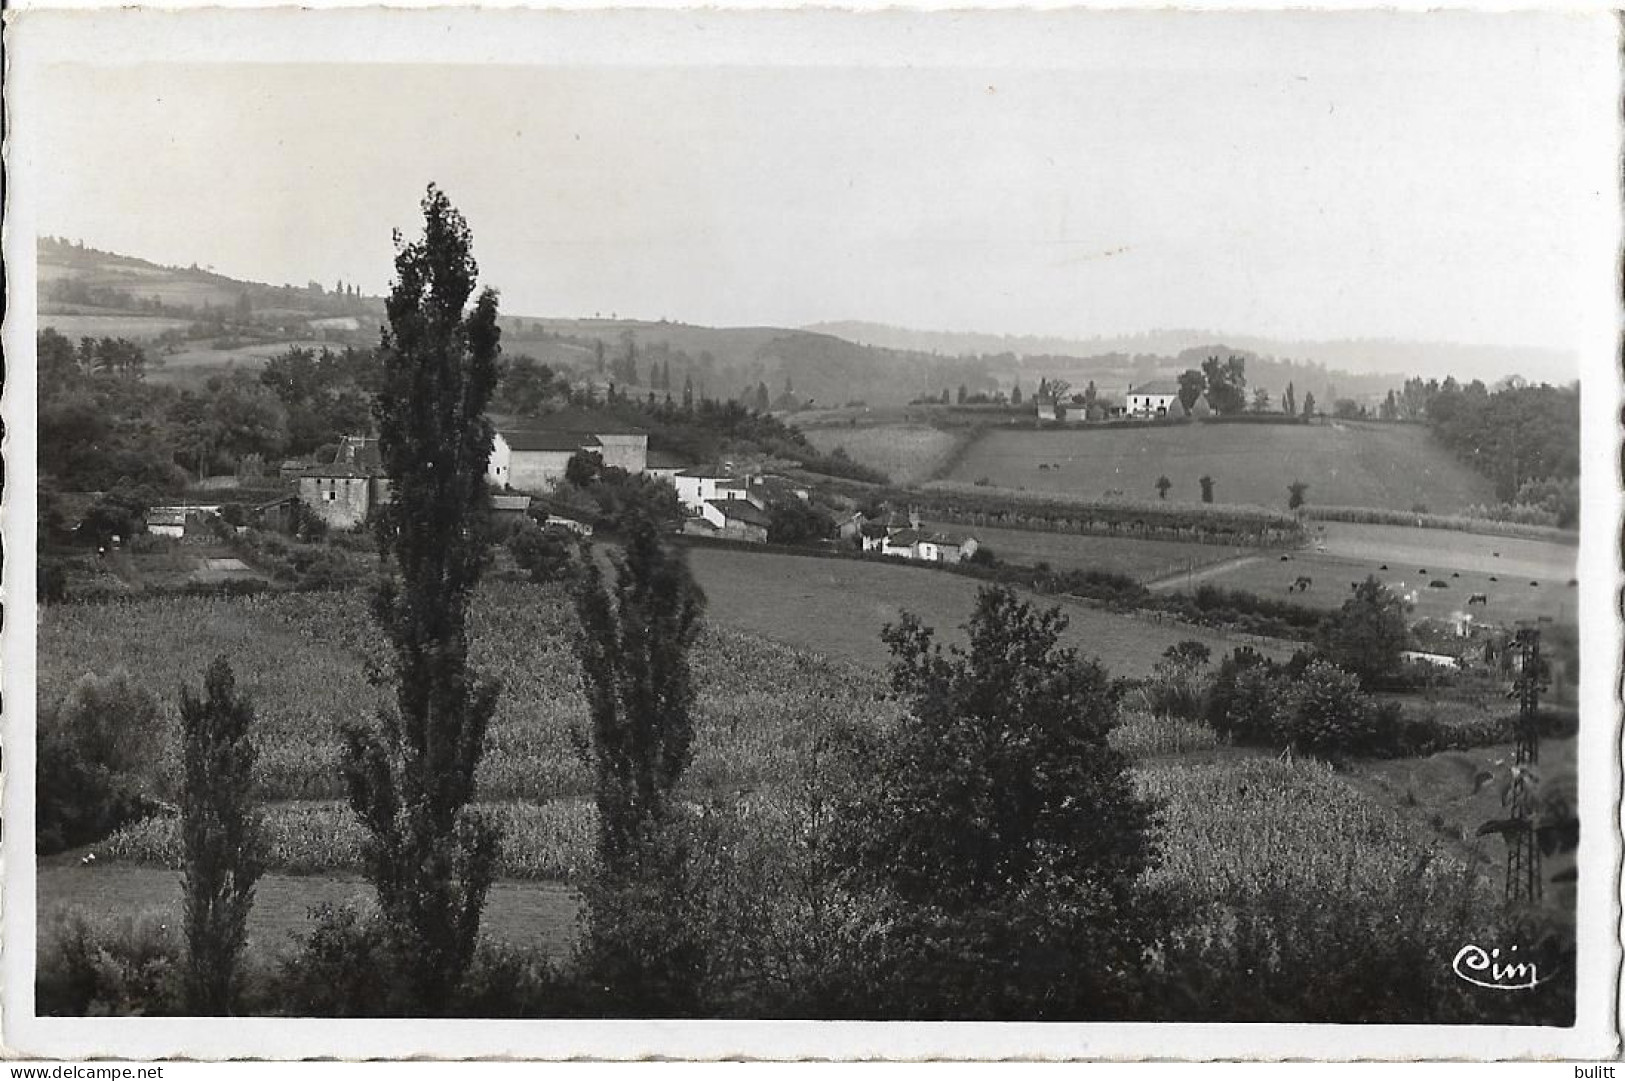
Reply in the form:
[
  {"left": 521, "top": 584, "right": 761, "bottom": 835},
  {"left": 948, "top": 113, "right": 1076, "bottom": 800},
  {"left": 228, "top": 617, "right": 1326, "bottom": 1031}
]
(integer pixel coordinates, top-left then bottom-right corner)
[{"left": 1505, "top": 627, "right": 1545, "bottom": 903}]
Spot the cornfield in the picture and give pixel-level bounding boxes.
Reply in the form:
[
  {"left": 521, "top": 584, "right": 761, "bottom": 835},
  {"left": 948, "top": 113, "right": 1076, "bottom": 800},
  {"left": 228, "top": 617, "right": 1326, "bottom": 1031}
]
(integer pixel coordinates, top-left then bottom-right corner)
[
  {"left": 1135, "top": 757, "right": 1496, "bottom": 906},
  {"left": 102, "top": 799, "right": 600, "bottom": 882},
  {"left": 39, "top": 585, "right": 903, "bottom": 807}
]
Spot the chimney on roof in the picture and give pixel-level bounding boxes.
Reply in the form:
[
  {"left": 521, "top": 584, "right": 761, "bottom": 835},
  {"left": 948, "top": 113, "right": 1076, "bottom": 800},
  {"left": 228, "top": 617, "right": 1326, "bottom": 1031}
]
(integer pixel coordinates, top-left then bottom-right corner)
[{"left": 909, "top": 508, "right": 921, "bottom": 530}]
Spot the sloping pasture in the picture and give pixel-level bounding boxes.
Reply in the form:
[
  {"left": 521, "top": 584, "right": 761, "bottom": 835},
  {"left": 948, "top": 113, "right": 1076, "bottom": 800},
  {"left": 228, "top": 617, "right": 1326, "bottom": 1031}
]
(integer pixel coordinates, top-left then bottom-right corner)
[{"left": 947, "top": 421, "right": 1498, "bottom": 514}]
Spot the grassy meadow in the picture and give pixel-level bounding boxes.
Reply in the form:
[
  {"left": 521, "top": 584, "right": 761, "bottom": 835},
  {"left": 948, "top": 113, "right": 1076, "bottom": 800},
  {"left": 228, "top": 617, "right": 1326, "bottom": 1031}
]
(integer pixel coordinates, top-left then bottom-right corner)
[
  {"left": 1168, "top": 521, "right": 1579, "bottom": 627},
  {"left": 798, "top": 423, "right": 968, "bottom": 485},
  {"left": 920, "top": 520, "right": 1252, "bottom": 582},
  {"left": 682, "top": 546, "right": 1291, "bottom": 676},
  {"left": 946, "top": 421, "right": 1499, "bottom": 514}
]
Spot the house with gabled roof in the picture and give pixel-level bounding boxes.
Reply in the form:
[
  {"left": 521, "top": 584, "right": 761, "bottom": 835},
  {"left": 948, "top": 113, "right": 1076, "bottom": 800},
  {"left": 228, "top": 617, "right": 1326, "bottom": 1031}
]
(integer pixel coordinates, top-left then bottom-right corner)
[
  {"left": 674, "top": 466, "right": 750, "bottom": 513},
  {"left": 1126, "top": 380, "right": 1183, "bottom": 417},
  {"left": 879, "top": 525, "right": 979, "bottom": 564},
  {"left": 489, "top": 410, "right": 652, "bottom": 493}
]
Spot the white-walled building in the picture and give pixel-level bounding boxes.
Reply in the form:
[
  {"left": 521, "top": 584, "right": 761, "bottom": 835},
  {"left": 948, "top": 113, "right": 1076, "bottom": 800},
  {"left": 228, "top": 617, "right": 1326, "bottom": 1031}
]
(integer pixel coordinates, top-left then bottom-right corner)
[
  {"left": 1125, "top": 380, "right": 1183, "bottom": 417},
  {"left": 675, "top": 467, "right": 751, "bottom": 513},
  {"left": 489, "top": 412, "right": 650, "bottom": 493}
]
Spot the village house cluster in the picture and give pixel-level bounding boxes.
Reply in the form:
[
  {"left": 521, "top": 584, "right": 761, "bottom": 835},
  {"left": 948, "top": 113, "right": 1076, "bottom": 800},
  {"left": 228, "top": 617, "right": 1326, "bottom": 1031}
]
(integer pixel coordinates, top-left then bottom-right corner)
[{"left": 140, "top": 411, "right": 979, "bottom": 564}]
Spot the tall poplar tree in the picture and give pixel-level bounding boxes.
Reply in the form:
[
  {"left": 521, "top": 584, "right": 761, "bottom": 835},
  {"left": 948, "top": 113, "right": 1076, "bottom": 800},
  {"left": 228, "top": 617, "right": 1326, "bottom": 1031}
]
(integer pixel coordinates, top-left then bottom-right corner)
[
  {"left": 570, "top": 519, "right": 707, "bottom": 1010},
  {"left": 179, "top": 657, "right": 265, "bottom": 1015},
  {"left": 339, "top": 185, "right": 503, "bottom": 1014}
]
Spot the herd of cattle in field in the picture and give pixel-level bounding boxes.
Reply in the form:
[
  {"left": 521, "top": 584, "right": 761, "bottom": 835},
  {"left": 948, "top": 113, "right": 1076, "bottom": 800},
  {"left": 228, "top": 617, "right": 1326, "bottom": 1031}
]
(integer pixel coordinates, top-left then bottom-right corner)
[{"left": 1275, "top": 550, "right": 1575, "bottom": 611}]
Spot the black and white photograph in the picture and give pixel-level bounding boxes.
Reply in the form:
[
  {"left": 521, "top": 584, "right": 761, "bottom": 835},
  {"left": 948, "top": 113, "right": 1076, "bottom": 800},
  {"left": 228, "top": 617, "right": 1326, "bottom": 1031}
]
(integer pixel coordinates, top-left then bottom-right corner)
[{"left": 3, "top": 4, "right": 1620, "bottom": 1062}]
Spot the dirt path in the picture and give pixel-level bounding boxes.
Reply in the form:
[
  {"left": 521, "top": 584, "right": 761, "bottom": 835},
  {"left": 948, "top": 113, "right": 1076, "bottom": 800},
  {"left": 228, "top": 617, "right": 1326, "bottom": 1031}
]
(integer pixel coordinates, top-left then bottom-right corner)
[{"left": 1144, "top": 553, "right": 1267, "bottom": 592}]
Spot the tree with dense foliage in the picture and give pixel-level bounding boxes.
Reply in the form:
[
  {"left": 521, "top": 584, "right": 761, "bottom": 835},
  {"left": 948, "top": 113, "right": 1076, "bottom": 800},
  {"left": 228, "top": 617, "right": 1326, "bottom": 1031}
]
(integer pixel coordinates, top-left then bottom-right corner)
[
  {"left": 1301, "top": 391, "right": 1316, "bottom": 417},
  {"left": 1282, "top": 381, "right": 1296, "bottom": 416},
  {"left": 338, "top": 185, "right": 504, "bottom": 1015},
  {"left": 507, "top": 520, "right": 579, "bottom": 584},
  {"left": 1318, "top": 576, "right": 1409, "bottom": 689},
  {"left": 493, "top": 354, "right": 561, "bottom": 416},
  {"left": 36, "top": 670, "right": 164, "bottom": 855},
  {"left": 832, "top": 587, "right": 1162, "bottom": 1018},
  {"left": 1176, "top": 369, "right": 1205, "bottom": 412},
  {"left": 1010, "top": 382, "right": 1023, "bottom": 406},
  {"left": 1287, "top": 480, "right": 1309, "bottom": 510},
  {"left": 1155, "top": 475, "right": 1172, "bottom": 500},
  {"left": 178, "top": 657, "right": 266, "bottom": 1015},
  {"left": 570, "top": 519, "right": 708, "bottom": 1013},
  {"left": 1201, "top": 355, "right": 1248, "bottom": 415},
  {"left": 767, "top": 499, "right": 836, "bottom": 546},
  {"left": 1198, "top": 475, "right": 1214, "bottom": 503}
]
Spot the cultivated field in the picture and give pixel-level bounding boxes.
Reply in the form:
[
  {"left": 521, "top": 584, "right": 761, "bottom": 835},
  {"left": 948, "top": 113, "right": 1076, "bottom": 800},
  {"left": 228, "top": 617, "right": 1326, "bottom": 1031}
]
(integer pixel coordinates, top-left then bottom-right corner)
[
  {"left": 38, "top": 314, "right": 194, "bottom": 341},
  {"left": 947, "top": 421, "right": 1499, "bottom": 514},
  {"left": 38, "top": 574, "right": 1554, "bottom": 994},
  {"left": 684, "top": 547, "right": 1289, "bottom": 676},
  {"left": 920, "top": 520, "right": 1252, "bottom": 582},
  {"left": 798, "top": 423, "right": 966, "bottom": 485},
  {"left": 1161, "top": 521, "right": 1579, "bottom": 629}
]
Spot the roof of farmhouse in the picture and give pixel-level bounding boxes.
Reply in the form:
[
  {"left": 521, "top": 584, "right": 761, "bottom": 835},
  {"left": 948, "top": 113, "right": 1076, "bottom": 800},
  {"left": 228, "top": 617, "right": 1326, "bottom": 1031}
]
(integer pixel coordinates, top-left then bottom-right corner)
[
  {"left": 498, "top": 429, "right": 602, "bottom": 453},
  {"left": 522, "top": 409, "right": 648, "bottom": 437},
  {"left": 300, "top": 462, "right": 381, "bottom": 479},
  {"left": 709, "top": 498, "right": 772, "bottom": 528},
  {"left": 646, "top": 449, "right": 691, "bottom": 469},
  {"left": 1128, "top": 380, "right": 1183, "bottom": 397}
]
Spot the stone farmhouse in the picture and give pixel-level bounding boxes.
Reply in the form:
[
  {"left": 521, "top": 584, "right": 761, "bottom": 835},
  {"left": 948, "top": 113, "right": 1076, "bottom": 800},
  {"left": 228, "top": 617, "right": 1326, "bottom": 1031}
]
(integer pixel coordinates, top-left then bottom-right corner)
[{"left": 298, "top": 435, "right": 391, "bottom": 530}]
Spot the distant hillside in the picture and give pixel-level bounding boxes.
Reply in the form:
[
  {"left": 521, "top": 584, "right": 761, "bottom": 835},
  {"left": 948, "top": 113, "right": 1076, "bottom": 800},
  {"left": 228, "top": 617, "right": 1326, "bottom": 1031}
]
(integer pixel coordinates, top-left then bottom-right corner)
[
  {"left": 37, "top": 238, "right": 385, "bottom": 385},
  {"left": 807, "top": 321, "right": 1576, "bottom": 389},
  {"left": 36, "top": 240, "right": 991, "bottom": 406},
  {"left": 499, "top": 317, "right": 997, "bottom": 409}
]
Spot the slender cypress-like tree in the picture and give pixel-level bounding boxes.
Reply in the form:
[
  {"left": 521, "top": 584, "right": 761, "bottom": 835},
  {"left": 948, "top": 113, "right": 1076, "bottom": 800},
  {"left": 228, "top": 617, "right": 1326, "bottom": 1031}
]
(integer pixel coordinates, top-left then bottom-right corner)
[
  {"left": 179, "top": 656, "right": 265, "bottom": 1015},
  {"left": 570, "top": 517, "right": 707, "bottom": 1009},
  {"left": 339, "top": 184, "right": 503, "bottom": 1015}
]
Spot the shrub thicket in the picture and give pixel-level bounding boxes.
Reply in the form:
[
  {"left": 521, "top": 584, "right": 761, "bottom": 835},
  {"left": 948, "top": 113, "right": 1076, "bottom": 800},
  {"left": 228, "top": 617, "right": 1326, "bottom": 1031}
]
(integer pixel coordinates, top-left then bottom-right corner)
[{"left": 37, "top": 670, "right": 166, "bottom": 855}]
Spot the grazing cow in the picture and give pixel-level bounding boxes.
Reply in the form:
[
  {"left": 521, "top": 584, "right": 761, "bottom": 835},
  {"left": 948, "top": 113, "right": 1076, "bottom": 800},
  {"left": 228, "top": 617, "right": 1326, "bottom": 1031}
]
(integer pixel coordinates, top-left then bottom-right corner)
[
  {"left": 1489, "top": 576, "right": 1498, "bottom": 582},
  {"left": 1290, "top": 575, "right": 1313, "bottom": 593},
  {"left": 1279, "top": 554, "right": 1292, "bottom": 561},
  {"left": 1493, "top": 552, "right": 1500, "bottom": 558},
  {"left": 1429, "top": 580, "right": 1448, "bottom": 588},
  {"left": 1451, "top": 572, "right": 1460, "bottom": 578},
  {"left": 1379, "top": 564, "right": 1388, "bottom": 570},
  {"left": 1419, "top": 568, "right": 1428, "bottom": 575},
  {"left": 1529, "top": 580, "right": 1539, "bottom": 587},
  {"left": 1038, "top": 463, "right": 1050, "bottom": 471},
  {"left": 1468, "top": 593, "right": 1488, "bottom": 606}
]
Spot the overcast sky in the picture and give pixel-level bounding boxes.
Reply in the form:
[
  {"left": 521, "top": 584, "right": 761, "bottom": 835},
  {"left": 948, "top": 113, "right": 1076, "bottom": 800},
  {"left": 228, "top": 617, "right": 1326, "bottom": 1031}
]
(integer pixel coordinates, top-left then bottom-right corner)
[{"left": 24, "top": 9, "right": 1618, "bottom": 362}]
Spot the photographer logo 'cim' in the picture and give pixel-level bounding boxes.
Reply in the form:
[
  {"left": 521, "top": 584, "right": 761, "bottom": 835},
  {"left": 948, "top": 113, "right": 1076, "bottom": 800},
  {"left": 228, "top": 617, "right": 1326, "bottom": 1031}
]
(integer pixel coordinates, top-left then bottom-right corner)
[{"left": 1452, "top": 944, "right": 1554, "bottom": 991}]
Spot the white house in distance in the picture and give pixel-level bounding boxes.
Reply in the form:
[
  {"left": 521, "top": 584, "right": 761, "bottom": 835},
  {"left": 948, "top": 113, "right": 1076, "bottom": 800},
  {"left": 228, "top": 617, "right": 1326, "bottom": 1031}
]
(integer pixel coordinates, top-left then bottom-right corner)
[
  {"left": 489, "top": 429, "right": 601, "bottom": 491},
  {"left": 1125, "top": 380, "right": 1182, "bottom": 417},
  {"left": 876, "top": 524, "right": 979, "bottom": 564},
  {"left": 674, "top": 467, "right": 750, "bottom": 513}
]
